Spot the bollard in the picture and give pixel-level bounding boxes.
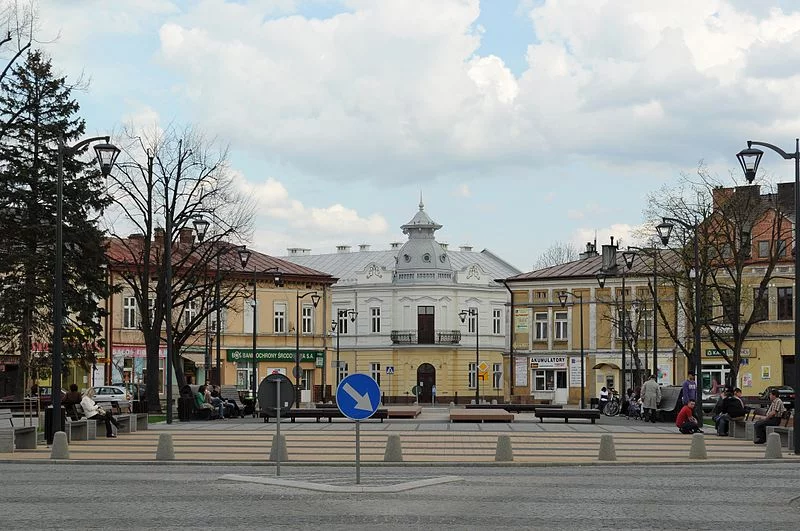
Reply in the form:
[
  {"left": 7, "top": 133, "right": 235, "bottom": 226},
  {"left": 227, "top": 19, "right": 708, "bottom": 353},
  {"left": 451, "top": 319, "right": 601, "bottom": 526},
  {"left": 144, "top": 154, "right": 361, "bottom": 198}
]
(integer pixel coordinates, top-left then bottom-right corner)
[
  {"left": 269, "top": 434, "right": 288, "bottom": 462},
  {"left": 764, "top": 433, "right": 783, "bottom": 459},
  {"left": 689, "top": 433, "right": 707, "bottom": 459},
  {"left": 384, "top": 434, "right": 404, "bottom": 462},
  {"left": 50, "top": 431, "right": 69, "bottom": 460},
  {"left": 597, "top": 434, "right": 616, "bottom": 461},
  {"left": 156, "top": 433, "right": 175, "bottom": 461},
  {"left": 495, "top": 435, "right": 513, "bottom": 462}
]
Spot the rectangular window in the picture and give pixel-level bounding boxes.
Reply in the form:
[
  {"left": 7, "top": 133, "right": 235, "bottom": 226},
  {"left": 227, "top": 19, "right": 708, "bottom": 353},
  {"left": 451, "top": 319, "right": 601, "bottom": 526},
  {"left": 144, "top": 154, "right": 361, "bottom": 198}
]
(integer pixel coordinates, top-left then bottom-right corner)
[
  {"left": 468, "top": 307, "right": 477, "bottom": 334},
  {"left": 301, "top": 369, "right": 313, "bottom": 391},
  {"left": 533, "top": 369, "right": 556, "bottom": 391},
  {"left": 210, "top": 308, "right": 227, "bottom": 332},
  {"left": 492, "top": 363, "right": 502, "bottom": 389},
  {"left": 274, "top": 302, "right": 286, "bottom": 333},
  {"left": 123, "top": 296, "right": 137, "bottom": 329},
  {"left": 753, "top": 287, "right": 768, "bottom": 321},
  {"left": 778, "top": 287, "right": 793, "bottom": 320},
  {"left": 468, "top": 362, "right": 477, "bottom": 389},
  {"left": 778, "top": 240, "right": 787, "bottom": 257},
  {"left": 236, "top": 362, "right": 256, "bottom": 392},
  {"left": 302, "top": 304, "right": 313, "bottom": 334},
  {"left": 758, "top": 241, "right": 769, "bottom": 258},
  {"left": 554, "top": 311, "right": 568, "bottom": 340},
  {"left": 337, "top": 362, "right": 349, "bottom": 383},
  {"left": 337, "top": 310, "right": 351, "bottom": 334},
  {"left": 720, "top": 288, "right": 736, "bottom": 324},
  {"left": 370, "top": 362, "right": 381, "bottom": 387},
  {"left": 183, "top": 300, "right": 198, "bottom": 328},
  {"left": 741, "top": 231, "right": 751, "bottom": 258},
  {"left": 370, "top": 307, "right": 381, "bottom": 334},
  {"left": 534, "top": 312, "right": 548, "bottom": 340},
  {"left": 615, "top": 309, "right": 626, "bottom": 339},
  {"left": 492, "top": 309, "right": 502, "bottom": 334},
  {"left": 641, "top": 309, "right": 654, "bottom": 338}
]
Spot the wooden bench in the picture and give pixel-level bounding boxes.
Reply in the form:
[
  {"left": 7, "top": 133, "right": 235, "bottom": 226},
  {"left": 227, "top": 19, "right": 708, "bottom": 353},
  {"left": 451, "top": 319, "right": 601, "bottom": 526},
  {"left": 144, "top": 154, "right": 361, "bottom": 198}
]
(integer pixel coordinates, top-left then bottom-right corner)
[
  {"left": 766, "top": 410, "right": 794, "bottom": 450},
  {"left": 535, "top": 408, "right": 601, "bottom": 424},
  {"left": 449, "top": 409, "right": 514, "bottom": 423},
  {"left": 386, "top": 406, "right": 422, "bottom": 418},
  {"left": 262, "top": 407, "right": 389, "bottom": 423},
  {"left": 0, "top": 409, "right": 37, "bottom": 452},
  {"left": 465, "top": 403, "right": 563, "bottom": 413},
  {"left": 219, "top": 385, "right": 247, "bottom": 418}
]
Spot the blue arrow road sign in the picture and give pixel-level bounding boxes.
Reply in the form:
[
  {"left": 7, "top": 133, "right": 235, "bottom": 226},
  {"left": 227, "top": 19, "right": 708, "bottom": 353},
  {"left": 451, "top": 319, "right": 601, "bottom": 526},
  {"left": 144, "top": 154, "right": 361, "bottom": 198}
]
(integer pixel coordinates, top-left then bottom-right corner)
[{"left": 336, "top": 374, "right": 381, "bottom": 421}]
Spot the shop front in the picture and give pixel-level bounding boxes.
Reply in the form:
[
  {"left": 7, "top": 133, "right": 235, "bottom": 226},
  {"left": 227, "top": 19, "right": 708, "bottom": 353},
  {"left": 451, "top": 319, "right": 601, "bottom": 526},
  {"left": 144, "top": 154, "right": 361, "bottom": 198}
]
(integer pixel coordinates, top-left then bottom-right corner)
[
  {"left": 529, "top": 355, "right": 569, "bottom": 404},
  {"left": 226, "top": 348, "right": 325, "bottom": 401},
  {"left": 111, "top": 345, "right": 166, "bottom": 391}
]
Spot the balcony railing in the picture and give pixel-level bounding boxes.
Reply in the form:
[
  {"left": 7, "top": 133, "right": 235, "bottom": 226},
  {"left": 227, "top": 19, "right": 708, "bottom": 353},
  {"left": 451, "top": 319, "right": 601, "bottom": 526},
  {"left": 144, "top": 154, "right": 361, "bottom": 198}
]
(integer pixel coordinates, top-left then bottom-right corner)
[{"left": 390, "top": 329, "right": 462, "bottom": 345}]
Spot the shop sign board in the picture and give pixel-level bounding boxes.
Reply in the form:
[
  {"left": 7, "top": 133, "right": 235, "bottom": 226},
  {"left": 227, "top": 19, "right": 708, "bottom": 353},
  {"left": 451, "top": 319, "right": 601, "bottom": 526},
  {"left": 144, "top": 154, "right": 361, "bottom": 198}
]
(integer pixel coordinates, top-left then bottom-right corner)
[{"left": 529, "top": 356, "right": 567, "bottom": 369}]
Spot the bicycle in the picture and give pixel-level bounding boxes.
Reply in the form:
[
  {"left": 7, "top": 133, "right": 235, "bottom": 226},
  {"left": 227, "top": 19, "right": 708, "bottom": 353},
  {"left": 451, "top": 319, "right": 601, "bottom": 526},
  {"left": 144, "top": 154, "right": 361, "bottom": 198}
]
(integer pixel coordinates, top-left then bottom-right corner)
[{"left": 603, "top": 391, "right": 621, "bottom": 416}]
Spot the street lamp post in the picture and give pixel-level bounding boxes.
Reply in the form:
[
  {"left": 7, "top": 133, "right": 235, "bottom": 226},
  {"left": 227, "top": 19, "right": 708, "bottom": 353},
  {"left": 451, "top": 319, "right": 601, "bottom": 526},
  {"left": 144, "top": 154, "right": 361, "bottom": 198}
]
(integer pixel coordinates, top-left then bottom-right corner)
[
  {"left": 657, "top": 217, "right": 703, "bottom": 426},
  {"left": 295, "top": 290, "right": 321, "bottom": 405},
  {"left": 191, "top": 216, "right": 211, "bottom": 381},
  {"left": 331, "top": 309, "right": 357, "bottom": 396},
  {"left": 237, "top": 247, "right": 282, "bottom": 417},
  {"left": 558, "top": 291, "right": 584, "bottom": 407},
  {"left": 626, "top": 246, "right": 660, "bottom": 381},
  {"left": 737, "top": 139, "right": 800, "bottom": 454},
  {"left": 52, "top": 137, "right": 119, "bottom": 434},
  {"left": 459, "top": 308, "right": 480, "bottom": 402},
  {"left": 596, "top": 249, "right": 634, "bottom": 394}
]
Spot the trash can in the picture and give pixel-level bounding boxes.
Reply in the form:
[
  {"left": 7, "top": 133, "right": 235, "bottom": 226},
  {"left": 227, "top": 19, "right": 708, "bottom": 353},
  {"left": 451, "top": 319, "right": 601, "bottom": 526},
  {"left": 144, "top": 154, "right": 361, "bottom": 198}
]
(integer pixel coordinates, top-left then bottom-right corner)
[
  {"left": 44, "top": 406, "right": 67, "bottom": 445},
  {"left": 178, "top": 397, "right": 193, "bottom": 422},
  {"left": 132, "top": 400, "right": 149, "bottom": 414}
]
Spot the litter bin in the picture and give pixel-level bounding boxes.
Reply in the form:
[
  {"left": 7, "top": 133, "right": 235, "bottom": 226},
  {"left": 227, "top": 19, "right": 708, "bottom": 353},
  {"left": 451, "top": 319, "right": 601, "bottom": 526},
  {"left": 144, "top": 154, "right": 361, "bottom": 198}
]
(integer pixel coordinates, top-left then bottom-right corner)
[
  {"left": 132, "top": 400, "right": 149, "bottom": 414},
  {"left": 44, "top": 405, "right": 67, "bottom": 445},
  {"left": 178, "top": 397, "right": 193, "bottom": 422}
]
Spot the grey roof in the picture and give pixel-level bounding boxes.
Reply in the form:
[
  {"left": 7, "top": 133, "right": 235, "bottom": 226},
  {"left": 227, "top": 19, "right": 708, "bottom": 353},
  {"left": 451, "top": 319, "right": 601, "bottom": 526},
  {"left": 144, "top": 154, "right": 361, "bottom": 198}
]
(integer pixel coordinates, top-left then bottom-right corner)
[
  {"left": 505, "top": 249, "right": 677, "bottom": 282},
  {"left": 283, "top": 248, "right": 521, "bottom": 284}
]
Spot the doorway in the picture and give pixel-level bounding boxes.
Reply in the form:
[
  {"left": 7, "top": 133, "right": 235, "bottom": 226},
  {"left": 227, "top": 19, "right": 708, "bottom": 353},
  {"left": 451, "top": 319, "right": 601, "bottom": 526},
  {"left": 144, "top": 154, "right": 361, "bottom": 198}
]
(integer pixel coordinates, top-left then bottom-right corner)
[
  {"left": 417, "top": 363, "right": 436, "bottom": 403},
  {"left": 418, "top": 306, "right": 434, "bottom": 344},
  {"left": 554, "top": 370, "right": 568, "bottom": 404}
]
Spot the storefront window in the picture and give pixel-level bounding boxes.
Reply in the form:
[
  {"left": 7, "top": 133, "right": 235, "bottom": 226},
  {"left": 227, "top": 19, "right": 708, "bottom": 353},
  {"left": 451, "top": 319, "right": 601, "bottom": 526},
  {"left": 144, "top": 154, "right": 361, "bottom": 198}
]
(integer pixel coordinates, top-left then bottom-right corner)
[{"left": 533, "top": 369, "right": 557, "bottom": 391}]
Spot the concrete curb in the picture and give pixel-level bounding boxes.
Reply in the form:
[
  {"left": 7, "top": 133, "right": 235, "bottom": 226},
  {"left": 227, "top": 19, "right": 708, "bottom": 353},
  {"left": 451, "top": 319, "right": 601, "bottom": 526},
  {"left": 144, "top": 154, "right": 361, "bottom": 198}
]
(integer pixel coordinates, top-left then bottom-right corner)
[{"left": 219, "top": 474, "right": 463, "bottom": 492}]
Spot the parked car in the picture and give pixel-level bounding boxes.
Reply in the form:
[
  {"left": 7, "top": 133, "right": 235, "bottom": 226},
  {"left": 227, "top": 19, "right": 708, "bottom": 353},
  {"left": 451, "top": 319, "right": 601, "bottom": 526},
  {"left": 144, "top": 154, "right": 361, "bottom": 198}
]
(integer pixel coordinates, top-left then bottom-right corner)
[
  {"left": 91, "top": 385, "right": 131, "bottom": 402},
  {"left": 758, "top": 386, "right": 796, "bottom": 409},
  {"left": 701, "top": 389, "right": 722, "bottom": 413},
  {"left": 112, "top": 382, "right": 144, "bottom": 401}
]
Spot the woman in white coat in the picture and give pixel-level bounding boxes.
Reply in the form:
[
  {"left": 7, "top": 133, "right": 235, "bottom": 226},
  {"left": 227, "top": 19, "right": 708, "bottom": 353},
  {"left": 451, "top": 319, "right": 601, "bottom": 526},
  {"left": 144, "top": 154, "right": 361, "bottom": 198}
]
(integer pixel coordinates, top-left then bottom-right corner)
[{"left": 81, "top": 388, "right": 121, "bottom": 438}]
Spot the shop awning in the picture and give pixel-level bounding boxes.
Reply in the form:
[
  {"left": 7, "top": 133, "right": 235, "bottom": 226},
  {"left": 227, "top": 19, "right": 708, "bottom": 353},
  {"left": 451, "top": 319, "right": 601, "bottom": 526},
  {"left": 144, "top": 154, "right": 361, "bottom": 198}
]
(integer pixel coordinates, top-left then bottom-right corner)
[
  {"left": 592, "top": 362, "right": 621, "bottom": 370},
  {"left": 180, "top": 352, "right": 206, "bottom": 367}
]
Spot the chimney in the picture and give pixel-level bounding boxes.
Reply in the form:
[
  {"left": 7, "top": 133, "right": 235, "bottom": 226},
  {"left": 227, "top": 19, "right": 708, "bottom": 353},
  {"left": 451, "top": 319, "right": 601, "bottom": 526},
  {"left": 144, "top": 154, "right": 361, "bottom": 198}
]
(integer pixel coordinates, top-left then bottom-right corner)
[
  {"left": 154, "top": 227, "right": 165, "bottom": 247},
  {"left": 359, "top": 244, "right": 370, "bottom": 252},
  {"left": 128, "top": 233, "right": 145, "bottom": 241},
  {"left": 390, "top": 242, "right": 402, "bottom": 249},
  {"left": 601, "top": 237, "right": 618, "bottom": 271},
  {"left": 336, "top": 245, "right": 351, "bottom": 253},
  {"left": 460, "top": 245, "right": 473, "bottom": 252},
  {"left": 179, "top": 228, "right": 194, "bottom": 245},
  {"left": 778, "top": 182, "right": 795, "bottom": 212},
  {"left": 579, "top": 241, "right": 598, "bottom": 260},
  {"left": 287, "top": 248, "right": 311, "bottom": 256}
]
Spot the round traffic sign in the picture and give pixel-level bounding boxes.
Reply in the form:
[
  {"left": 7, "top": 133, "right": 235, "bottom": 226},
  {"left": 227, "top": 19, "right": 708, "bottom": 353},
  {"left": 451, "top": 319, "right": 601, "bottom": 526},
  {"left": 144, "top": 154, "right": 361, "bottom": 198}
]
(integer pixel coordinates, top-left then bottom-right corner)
[{"left": 336, "top": 374, "right": 381, "bottom": 421}]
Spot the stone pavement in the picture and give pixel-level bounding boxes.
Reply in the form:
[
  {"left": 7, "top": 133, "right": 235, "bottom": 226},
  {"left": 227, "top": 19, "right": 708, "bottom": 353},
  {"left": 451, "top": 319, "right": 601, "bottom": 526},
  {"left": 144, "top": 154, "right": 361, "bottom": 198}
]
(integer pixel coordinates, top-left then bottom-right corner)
[{"left": 2, "top": 407, "right": 796, "bottom": 464}]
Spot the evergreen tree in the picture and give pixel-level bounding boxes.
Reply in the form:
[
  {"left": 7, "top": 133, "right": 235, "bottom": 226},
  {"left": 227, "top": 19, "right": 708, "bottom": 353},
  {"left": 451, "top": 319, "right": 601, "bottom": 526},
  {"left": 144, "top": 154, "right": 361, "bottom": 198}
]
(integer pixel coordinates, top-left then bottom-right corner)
[{"left": 0, "top": 50, "right": 110, "bottom": 393}]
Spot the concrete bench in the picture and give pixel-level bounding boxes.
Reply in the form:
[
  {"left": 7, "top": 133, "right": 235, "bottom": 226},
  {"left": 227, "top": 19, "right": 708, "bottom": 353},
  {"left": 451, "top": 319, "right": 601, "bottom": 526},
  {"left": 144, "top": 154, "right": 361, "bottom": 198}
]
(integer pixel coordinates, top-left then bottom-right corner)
[
  {"left": 535, "top": 408, "right": 601, "bottom": 424},
  {"left": 262, "top": 408, "right": 389, "bottom": 423},
  {"left": 766, "top": 426, "right": 795, "bottom": 451},
  {"left": 64, "top": 418, "right": 91, "bottom": 442},
  {"left": 0, "top": 409, "right": 37, "bottom": 452},
  {"left": 465, "top": 403, "right": 563, "bottom": 413},
  {"left": 449, "top": 409, "right": 514, "bottom": 423},
  {"left": 135, "top": 413, "right": 148, "bottom": 431},
  {"left": 116, "top": 415, "right": 134, "bottom": 433},
  {"left": 731, "top": 408, "right": 764, "bottom": 440}
]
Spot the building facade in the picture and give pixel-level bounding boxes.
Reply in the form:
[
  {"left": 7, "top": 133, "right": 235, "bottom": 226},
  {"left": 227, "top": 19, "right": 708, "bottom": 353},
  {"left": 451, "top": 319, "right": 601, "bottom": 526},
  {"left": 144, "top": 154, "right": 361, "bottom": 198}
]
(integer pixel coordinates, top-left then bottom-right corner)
[{"left": 283, "top": 201, "right": 521, "bottom": 403}]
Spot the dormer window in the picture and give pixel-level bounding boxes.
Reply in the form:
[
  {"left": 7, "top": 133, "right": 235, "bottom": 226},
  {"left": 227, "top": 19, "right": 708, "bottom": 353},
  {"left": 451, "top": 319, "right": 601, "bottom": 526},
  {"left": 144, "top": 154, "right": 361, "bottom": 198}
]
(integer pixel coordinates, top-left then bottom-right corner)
[
  {"left": 423, "top": 253, "right": 431, "bottom": 262},
  {"left": 404, "top": 254, "right": 411, "bottom": 262},
  {"left": 439, "top": 254, "right": 447, "bottom": 263}
]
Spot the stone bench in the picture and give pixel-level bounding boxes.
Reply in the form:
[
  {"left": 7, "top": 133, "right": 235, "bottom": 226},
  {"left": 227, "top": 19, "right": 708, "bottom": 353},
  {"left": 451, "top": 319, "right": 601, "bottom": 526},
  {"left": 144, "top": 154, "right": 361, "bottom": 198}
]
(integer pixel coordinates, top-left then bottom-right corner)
[{"left": 0, "top": 409, "right": 37, "bottom": 452}]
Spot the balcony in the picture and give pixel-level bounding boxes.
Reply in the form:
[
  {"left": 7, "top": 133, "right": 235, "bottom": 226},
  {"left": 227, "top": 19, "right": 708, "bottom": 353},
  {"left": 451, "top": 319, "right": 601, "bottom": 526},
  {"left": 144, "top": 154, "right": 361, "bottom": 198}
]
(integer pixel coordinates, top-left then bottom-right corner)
[{"left": 390, "top": 329, "right": 462, "bottom": 345}]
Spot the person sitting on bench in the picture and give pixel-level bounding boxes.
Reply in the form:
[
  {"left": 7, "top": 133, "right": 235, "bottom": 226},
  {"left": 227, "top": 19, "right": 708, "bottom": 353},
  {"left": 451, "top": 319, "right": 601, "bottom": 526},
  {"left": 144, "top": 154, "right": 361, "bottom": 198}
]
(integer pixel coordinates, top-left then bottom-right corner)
[
  {"left": 62, "top": 383, "right": 83, "bottom": 420},
  {"left": 714, "top": 388, "right": 747, "bottom": 437},
  {"left": 81, "top": 387, "right": 121, "bottom": 438},
  {"left": 754, "top": 389, "right": 785, "bottom": 444},
  {"left": 676, "top": 399, "right": 703, "bottom": 434}
]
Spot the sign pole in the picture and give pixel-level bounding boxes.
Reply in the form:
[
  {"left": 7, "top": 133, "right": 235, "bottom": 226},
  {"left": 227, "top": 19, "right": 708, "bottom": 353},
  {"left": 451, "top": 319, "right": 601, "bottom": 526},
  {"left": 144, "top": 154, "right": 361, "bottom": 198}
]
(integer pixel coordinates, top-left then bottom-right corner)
[
  {"left": 355, "top": 420, "right": 361, "bottom": 485},
  {"left": 276, "top": 381, "right": 281, "bottom": 477}
]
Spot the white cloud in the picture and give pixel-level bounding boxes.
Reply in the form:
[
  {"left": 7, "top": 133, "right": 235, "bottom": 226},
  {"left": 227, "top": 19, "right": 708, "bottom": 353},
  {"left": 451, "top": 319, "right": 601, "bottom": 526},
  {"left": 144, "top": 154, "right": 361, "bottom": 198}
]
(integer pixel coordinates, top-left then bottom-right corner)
[
  {"left": 572, "top": 224, "right": 639, "bottom": 251},
  {"left": 453, "top": 183, "right": 471, "bottom": 197}
]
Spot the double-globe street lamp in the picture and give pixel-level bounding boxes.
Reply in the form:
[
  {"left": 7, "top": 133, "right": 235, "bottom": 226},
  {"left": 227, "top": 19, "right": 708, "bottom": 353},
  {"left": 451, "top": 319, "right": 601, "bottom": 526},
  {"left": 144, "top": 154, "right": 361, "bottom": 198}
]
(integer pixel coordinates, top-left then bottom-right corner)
[
  {"left": 331, "top": 308, "right": 357, "bottom": 397},
  {"left": 52, "top": 137, "right": 120, "bottom": 434},
  {"left": 737, "top": 140, "right": 800, "bottom": 455},
  {"left": 656, "top": 217, "right": 703, "bottom": 425},
  {"left": 596, "top": 249, "right": 635, "bottom": 394},
  {"left": 557, "top": 291, "right": 585, "bottom": 407},
  {"left": 237, "top": 246, "right": 282, "bottom": 416},
  {"left": 295, "top": 290, "right": 321, "bottom": 405},
  {"left": 458, "top": 308, "right": 480, "bottom": 402},
  {"left": 626, "top": 246, "right": 661, "bottom": 382}
]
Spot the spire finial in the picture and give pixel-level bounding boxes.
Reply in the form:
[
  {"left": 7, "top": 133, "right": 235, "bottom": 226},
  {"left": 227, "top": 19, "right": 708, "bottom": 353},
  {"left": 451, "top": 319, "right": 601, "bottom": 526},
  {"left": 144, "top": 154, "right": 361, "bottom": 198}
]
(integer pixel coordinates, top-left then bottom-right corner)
[{"left": 419, "top": 190, "right": 424, "bottom": 211}]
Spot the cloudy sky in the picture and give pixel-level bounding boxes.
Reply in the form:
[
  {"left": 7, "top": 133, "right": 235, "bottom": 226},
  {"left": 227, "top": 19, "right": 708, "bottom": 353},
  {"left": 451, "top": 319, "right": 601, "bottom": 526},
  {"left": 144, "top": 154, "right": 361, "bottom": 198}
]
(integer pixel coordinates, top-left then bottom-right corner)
[{"left": 34, "top": 0, "right": 800, "bottom": 271}]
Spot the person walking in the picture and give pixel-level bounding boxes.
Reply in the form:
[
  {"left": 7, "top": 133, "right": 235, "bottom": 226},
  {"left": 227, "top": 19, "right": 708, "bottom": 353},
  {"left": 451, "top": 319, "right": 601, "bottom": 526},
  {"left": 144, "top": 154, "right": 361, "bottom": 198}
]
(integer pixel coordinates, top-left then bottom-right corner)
[
  {"left": 753, "top": 389, "right": 786, "bottom": 444},
  {"left": 681, "top": 371, "right": 698, "bottom": 412},
  {"left": 641, "top": 374, "right": 661, "bottom": 423}
]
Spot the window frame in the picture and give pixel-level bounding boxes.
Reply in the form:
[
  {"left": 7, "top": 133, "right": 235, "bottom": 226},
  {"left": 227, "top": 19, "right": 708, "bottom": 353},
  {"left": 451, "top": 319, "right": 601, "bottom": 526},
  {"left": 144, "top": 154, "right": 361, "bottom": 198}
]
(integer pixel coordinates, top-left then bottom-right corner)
[
  {"left": 492, "top": 308, "right": 502, "bottom": 335},
  {"left": 274, "top": 302, "right": 286, "bottom": 333},
  {"left": 301, "top": 304, "right": 313, "bottom": 334},
  {"left": 468, "top": 362, "right": 477, "bottom": 389},
  {"left": 123, "top": 296, "right": 137, "bottom": 329},
  {"left": 554, "top": 311, "right": 568, "bottom": 340},
  {"left": 534, "top": 312, "right": 548, "bottom": 340},
  {"left": 492, "top": 362, "right": 502, "bottom": 389},
  {"left": 778, "top": 287, "right": 793, "bottom": 321},
  {"left": 370, "top": 362, "right": 381, "bottom": 387},
  {"left": 370, "top": 307, "right": 381, "bottom": 334}
]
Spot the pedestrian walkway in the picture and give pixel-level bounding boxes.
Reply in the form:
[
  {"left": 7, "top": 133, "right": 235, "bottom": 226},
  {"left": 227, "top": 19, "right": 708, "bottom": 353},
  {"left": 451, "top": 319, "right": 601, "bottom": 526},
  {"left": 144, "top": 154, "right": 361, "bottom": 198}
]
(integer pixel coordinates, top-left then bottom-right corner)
[{"left": 2, "top": 410, "right": 796, "bottom": 464}]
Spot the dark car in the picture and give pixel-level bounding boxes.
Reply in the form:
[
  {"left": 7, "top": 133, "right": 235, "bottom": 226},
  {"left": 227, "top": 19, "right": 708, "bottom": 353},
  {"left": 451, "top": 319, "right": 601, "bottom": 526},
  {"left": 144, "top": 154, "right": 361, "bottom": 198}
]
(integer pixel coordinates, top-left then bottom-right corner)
[{"left": 759, "top": 386, "right": 795, "bottom": 409}]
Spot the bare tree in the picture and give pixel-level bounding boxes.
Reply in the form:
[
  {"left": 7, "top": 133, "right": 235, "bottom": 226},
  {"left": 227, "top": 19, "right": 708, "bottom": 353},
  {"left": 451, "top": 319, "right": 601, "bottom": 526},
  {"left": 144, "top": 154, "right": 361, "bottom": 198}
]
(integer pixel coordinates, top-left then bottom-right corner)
[
  {"left": 105, "top": 124, "right": 256, "bottom": 411},
  {"left": 645, "top": 166, "right": 790, "bottom": 387},
  {"left": 0, "top": 0, "right": 35, "bottom": 141},
  {"left": 533, "top": 241, "right": 578, "bottom": 270}
]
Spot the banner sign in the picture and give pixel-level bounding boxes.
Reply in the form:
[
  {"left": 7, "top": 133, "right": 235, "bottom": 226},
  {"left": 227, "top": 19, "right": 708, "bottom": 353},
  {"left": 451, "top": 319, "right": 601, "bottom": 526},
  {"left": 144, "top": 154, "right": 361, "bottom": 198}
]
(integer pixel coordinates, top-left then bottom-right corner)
[
  {"left": 227, "top": 349, "right": 324, "bottom": 363},
  {"left": 530, "top": 356, "right": 567, "bottom": 369}
]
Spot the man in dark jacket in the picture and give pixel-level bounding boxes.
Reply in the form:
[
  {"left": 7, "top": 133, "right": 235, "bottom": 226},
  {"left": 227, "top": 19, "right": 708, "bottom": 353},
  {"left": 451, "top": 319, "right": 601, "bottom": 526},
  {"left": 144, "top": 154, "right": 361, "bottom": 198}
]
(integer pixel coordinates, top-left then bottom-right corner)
[
  {"left": 714, "top": 388, "right": 748, "bottom": 436},
  {"left": 62, "top": 383, "right": 83, "bottom": 420}
]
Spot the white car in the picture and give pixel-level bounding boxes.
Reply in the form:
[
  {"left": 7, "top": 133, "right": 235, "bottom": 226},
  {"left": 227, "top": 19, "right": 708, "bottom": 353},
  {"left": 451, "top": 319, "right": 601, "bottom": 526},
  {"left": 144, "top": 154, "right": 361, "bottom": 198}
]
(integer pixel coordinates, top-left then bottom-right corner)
[{"left": 91, "top": 385, "right": 130, "bottom": 402}]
